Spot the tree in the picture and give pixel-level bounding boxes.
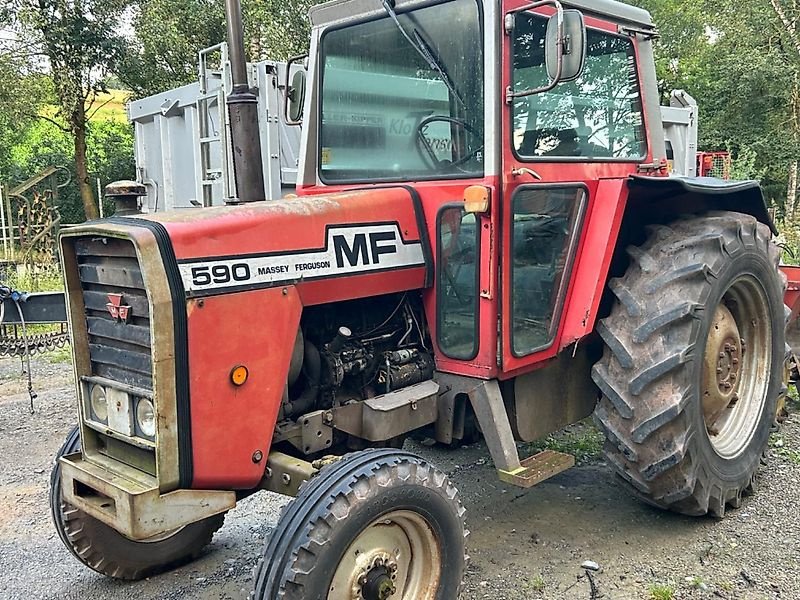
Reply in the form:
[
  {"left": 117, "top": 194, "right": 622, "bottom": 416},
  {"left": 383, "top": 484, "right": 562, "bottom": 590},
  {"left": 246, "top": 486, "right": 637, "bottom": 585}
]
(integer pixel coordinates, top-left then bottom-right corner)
[
  {"left": 10, "top": 0, "right": 128, "bottom": 220},
  {"left": 117, "top": 0, "right": 227, "bottom": 98},
  {"left": 0, "top": 28, "right": 48, "bottom": 179},
  {"left": 118, "top": 0, "right": 322, "bottom": 99}
]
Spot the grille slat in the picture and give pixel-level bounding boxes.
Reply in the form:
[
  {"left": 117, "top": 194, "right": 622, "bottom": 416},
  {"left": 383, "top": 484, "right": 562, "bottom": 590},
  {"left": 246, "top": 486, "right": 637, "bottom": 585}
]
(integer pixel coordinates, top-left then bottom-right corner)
[
  {"left": 75, "top": 237, "right": 153, "bottom": 391},
  {"left": 86, "top": 317, "right": 151, "bottom": 349},
  {"left": 78, "top": 262, "right": 145, "bottom": 289}
]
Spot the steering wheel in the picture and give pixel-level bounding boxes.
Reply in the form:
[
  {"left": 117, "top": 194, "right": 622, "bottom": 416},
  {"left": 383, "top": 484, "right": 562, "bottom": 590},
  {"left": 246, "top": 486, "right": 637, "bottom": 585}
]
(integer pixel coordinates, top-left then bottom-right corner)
[{"left": 415, "top": 115, "right": 483, "bottom": 172}]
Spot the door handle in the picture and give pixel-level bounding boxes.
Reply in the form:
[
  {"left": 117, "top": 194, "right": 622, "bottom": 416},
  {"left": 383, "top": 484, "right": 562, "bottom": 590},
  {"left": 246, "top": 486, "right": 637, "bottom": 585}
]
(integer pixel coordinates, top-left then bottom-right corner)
[{"left": 511, "top": 167, "right": 542, "bottom": 180}]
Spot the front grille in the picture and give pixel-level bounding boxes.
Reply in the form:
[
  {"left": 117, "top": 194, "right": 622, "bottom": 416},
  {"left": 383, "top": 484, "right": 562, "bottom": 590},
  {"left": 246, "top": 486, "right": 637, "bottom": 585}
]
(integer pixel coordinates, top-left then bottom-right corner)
[{"left": 74, "top": 237, "right": 153, "bottom": 390}]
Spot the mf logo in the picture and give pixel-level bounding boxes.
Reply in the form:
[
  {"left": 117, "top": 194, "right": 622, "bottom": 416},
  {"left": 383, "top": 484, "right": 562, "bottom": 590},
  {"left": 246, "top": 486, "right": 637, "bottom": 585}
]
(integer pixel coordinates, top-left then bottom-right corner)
[
  {"left": 333, "top": 231, "right": 398, "bottom": 268},
  {"left": 106, "top": 293, "right": 132, "bottom": 323}
]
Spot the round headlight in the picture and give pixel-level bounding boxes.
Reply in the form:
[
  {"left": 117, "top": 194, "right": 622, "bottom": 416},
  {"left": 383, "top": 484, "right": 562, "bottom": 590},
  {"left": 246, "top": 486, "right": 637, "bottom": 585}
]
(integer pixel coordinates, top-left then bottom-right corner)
[
  {"left": 90, "top": 385, "right": 108, "bottom": 423},
  {"left": 136, "top": 398, "right": 156, "bottom": 438}
]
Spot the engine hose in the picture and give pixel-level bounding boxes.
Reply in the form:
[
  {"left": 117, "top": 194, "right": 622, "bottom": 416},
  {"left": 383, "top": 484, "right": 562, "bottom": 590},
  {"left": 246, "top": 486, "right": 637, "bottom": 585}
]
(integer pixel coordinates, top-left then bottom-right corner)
[{"left": 284, "top": 340, "right": 321, "bottom": 417}]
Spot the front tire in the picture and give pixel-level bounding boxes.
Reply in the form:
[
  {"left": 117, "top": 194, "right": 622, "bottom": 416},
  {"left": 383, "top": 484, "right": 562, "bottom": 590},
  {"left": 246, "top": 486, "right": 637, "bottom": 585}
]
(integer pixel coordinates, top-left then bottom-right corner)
[
  {"left": 50, "top": 426, "right": 225, "bottom": 580},
  {"left": 592, "top": 212, "right": 785, "bottom": 516},
  {"left": 252, "top": 449, "right": 467, "bottom": 600}
]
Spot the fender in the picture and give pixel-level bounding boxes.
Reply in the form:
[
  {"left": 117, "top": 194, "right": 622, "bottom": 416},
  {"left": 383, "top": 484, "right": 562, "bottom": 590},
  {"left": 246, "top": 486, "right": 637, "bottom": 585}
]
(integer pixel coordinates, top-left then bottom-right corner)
[
  {"left": 560, "top": 175, "right": 777, "bottom": 349},
  {"left": 627, "top": 175, "right": 777, "bottom": 234}
]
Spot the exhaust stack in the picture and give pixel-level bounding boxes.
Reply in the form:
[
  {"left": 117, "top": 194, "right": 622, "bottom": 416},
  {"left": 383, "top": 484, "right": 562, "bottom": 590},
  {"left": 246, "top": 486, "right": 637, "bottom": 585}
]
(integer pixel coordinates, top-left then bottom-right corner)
[{"left": 225, "top": 0, "right": 266, "bottom": 203}]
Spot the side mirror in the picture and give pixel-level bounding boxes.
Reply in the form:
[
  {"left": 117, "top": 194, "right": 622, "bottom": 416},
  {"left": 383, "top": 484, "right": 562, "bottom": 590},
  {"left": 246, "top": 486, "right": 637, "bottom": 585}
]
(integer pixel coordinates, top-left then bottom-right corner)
[
  {"left": 545, "top": 9, "right": 586, "bottom": 82},
  {"left": 505, "top": 1, "right": 587, "bottom": 103},
  {"left": 284, "top": 54, "right": 307, "bottom": 126}
]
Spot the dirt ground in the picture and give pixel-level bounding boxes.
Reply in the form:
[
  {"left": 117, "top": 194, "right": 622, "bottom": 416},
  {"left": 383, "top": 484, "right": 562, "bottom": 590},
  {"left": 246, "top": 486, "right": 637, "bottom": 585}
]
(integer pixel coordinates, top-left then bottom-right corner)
[{"left": 1, "top": 354, "right": 799, "bottom": 600}]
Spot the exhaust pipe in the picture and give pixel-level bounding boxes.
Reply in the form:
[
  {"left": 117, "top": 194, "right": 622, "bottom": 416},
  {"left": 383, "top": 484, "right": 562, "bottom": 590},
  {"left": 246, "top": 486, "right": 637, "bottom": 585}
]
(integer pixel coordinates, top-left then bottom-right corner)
[{"left": 225, "top": 0, "right": 266, "bottom": 203}]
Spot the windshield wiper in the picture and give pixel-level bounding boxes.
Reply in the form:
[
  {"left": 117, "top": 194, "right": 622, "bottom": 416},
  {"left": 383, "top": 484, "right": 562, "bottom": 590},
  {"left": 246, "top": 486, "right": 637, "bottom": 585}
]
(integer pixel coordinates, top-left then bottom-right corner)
[{"left": 379, "top": 0, "right": 465, "bottom": 107}]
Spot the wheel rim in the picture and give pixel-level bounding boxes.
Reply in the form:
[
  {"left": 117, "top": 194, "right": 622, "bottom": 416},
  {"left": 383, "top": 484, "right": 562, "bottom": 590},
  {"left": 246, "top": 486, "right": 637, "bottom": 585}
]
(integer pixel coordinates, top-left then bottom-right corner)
[
  {"left": 702, "top": 275, "right": 772, "bottom": 459},
  {"left": 328, "top": 510, "right": 441, "bottom": 600}
]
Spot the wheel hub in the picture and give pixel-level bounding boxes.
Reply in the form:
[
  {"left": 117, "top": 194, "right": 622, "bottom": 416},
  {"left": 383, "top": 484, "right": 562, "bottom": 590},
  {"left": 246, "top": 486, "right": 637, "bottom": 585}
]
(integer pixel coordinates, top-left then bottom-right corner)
[
  {"left": 361, "top": 561, "right": 397, "bottom": 600},
  {"left": 329, "top": 510, "right": 441, "bottom": 600},
  {"left": 355, "top": 553, "right": 398, "bottom": 600},
  {"left": 703, "top": 303, "right": 742, "bottom": 432}
]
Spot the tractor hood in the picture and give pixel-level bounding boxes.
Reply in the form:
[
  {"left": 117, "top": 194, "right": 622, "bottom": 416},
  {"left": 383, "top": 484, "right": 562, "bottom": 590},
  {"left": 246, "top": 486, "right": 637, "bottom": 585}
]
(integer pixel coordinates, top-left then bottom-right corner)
[{"left": 124, "top": 186, "right": 433, "bottom": 306}]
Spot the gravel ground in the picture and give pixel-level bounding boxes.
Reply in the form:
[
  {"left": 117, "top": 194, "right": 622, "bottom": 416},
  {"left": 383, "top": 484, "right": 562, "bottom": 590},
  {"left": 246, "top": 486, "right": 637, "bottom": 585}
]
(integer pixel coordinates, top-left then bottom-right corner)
[{"left": 1, "top": 354, "right": 799, "bottom": 600}]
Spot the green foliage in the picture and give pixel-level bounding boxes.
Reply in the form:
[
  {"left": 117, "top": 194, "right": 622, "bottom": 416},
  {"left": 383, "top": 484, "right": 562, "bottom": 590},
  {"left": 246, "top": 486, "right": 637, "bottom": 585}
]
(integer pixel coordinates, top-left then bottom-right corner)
[
  {"left": 525, "top": 421, "right": 604, "bottom": 465},
  {"left": 119, "top": 0, "right": 325, "bottom": 98},
  {"left": 528, "top": 574, "right": 546, "bottom": 592},
  {"left": 118, "top": 0, "right": 227, "bottom": 97},
  {"left": 631, "top": 0, "right": 800, "bottom": 216},
  {"left": 5, "top": 117, "right": 134, "bottom": 223},
  {"left": 8, "top": 0, "right": 131, "bottom": 220},
  {"left": 648, "top": 583, "right": 676, "bottom": 600},
  {"left": 3, "top": 263, "right": 63, "bottom": 292}
]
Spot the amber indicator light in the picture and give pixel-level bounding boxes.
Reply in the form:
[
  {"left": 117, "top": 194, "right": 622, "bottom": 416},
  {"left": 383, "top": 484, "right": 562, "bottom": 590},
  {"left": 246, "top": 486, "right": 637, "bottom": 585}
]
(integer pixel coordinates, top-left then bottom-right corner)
[{"left": 230, "top": 365, "right": 249, "bottom": 386}]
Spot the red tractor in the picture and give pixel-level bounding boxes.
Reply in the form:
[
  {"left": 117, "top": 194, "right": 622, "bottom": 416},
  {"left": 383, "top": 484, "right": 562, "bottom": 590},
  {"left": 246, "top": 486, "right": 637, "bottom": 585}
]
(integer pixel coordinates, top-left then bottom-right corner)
[{"left": 51, "top": 0, "right": 788, "bottom": 597}]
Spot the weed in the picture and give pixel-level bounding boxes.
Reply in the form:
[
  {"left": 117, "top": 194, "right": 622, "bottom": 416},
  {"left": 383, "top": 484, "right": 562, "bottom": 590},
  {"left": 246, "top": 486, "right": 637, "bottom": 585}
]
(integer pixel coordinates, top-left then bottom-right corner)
[
  {"left": 2, "top": 264, "right": 64, "bottom": 292},
  {"left": 528, "top": 574, "right": 545, "bottom": 592},
  {"left": 525, "top": 419, "right": 604, "bottom": 464},
  {"left": 770, "top": 433, "right": 800, "bottom": 464},
  {"left": 44, "top": 346, "right": 73, "bottom": 364},
  {"left": 649, "top": 583, "right": 675, "bottom": 600}
]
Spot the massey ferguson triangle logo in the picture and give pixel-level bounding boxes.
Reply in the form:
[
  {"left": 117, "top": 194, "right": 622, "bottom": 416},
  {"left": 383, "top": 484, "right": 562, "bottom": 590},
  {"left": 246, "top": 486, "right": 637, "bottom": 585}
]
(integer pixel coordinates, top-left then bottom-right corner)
[{"left": 106, "top": 293, "right": 131, "bottom": 323}]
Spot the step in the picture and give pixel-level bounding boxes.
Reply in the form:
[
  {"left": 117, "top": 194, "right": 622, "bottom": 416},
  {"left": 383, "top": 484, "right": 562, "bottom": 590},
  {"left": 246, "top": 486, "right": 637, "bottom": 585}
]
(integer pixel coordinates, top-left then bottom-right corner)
[{"left": 497, "top": 449, "right": 575, "bottom": 488}]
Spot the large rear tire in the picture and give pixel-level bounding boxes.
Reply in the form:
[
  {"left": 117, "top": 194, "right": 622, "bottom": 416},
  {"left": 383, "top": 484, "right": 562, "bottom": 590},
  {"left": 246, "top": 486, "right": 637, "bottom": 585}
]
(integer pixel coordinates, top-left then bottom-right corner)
[
  {"left": 50, "top": 426, "right": 225, "bottom": 580},
  {"left": 252, "top": 449, "right": 467, "bottom": 600},
  {"left": 592, "top": 212, "right": 785, "bottom": 516}
]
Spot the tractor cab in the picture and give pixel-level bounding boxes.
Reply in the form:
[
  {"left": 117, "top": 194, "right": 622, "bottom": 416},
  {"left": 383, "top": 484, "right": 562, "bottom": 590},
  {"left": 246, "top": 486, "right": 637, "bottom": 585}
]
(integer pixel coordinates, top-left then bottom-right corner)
[{"left": 292, "top": 0, "right": 663, "bottom": 379}]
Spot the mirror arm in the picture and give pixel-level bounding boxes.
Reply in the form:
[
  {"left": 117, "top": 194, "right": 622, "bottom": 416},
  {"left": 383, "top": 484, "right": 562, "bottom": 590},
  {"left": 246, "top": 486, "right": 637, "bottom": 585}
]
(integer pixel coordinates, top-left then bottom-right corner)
[
  {"left": 504, "top": 0, "right": 564, "bottom": 104},
  {"left": 284, "top": 53, "right": 308, "bottom": 126}
]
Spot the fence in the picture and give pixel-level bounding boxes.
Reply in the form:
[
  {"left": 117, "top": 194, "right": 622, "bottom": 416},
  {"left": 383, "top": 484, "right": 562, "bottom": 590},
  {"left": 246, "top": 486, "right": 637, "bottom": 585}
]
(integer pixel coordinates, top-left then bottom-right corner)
[{"left": 0, "top": 166, "right": 70, "bottom": 269}]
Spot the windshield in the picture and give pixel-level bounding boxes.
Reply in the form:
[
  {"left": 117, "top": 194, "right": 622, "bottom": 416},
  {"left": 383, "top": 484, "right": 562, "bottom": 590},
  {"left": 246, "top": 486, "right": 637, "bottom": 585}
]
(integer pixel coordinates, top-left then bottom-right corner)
[{"left": 319, "top": 0, "right": 484, "bottom": 183}]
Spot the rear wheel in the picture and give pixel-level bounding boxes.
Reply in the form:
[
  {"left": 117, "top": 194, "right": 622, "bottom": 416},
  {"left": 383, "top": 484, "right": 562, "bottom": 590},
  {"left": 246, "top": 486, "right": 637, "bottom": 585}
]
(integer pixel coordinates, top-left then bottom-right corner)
[
  {"left": 593, "top": 212, "right": 785, "bottom": 516},
  {"left": 252, "top": 449, "right": 467, "bottom": 599},
  {"left": 50, "top": 426, "right": 225, "bottom": 580}
]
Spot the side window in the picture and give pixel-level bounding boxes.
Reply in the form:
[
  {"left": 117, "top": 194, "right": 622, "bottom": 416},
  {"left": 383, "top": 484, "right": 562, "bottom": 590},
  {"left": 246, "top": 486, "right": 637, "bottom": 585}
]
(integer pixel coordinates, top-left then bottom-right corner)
[
  {"left": 437, "top": 206, "right": 479, "bottom": 359},
  {"left": 512, "top": 13, "right": 646, "bottom": 160},
  {"left": 511, "top": 186, "right": 586, "bottom": 355}
]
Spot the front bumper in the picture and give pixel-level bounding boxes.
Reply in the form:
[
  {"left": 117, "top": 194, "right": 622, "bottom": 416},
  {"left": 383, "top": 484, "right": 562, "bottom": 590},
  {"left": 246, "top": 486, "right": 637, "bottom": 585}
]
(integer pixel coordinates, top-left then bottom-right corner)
[{"left": 60, "top": 452, "right": 236, "bottom": 540}]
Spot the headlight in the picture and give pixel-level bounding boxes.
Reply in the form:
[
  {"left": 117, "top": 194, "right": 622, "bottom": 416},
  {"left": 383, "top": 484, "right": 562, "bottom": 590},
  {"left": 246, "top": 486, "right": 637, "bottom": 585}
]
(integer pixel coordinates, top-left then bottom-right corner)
[
  {"left": 136, "top": 398, "right": 156, "bottom": 438},
  {"left": 90, "top": 385, "right": 108, "bottom": 423}
]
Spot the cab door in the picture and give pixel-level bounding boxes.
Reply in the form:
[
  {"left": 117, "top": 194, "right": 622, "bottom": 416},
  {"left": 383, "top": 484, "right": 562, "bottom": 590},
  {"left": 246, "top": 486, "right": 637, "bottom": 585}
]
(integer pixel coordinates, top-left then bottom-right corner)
[{"left": 499, "top": 0, "right": 653, "bottom": 375}]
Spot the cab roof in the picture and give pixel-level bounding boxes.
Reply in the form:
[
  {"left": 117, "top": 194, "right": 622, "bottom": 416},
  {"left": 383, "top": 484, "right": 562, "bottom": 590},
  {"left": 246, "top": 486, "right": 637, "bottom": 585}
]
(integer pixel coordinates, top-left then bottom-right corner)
[{"left": 310, "top": 0, "right": 653, "bottom": 29}]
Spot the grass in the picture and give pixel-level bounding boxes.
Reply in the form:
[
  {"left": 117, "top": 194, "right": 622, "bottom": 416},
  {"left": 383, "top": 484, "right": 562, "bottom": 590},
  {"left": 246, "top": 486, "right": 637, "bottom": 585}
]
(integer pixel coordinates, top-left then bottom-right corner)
[
  {"left": 39, "top": 89, "right": 129, "bottom": 124},
  {"left": 2, "top": 263, "right": 64, "bottom": 292},
  {"left": 524, "top": 419, "right": 604, "bottom": 464},
  {"left": 527, "top": 574, "right": 545, "bottom": 593},
  {"left": 649, "top": 583, "right": 676, "bottom": 600},
  {"left": 44, "top": 346, "right": 72, "bottom": 364}
]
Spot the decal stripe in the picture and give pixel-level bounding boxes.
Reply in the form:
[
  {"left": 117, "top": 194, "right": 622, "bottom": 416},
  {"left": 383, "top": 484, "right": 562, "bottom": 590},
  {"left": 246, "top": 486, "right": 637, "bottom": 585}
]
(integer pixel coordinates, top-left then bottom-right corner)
[{"left": 179, "top": 223, "right": 425, "bottom": 296}]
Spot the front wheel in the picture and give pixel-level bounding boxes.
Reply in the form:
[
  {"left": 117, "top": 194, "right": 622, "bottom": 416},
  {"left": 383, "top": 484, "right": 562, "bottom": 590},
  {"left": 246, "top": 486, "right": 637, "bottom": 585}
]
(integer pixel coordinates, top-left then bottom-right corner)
[
  {"left": 50, "top": 426, "right": 225, "bottom": 580},
  {"left": 252, "top": 449, "right": 467, "bottom": 599},
  {"left": 593, "top": 212, "right": 785, "bottom": 517}
]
